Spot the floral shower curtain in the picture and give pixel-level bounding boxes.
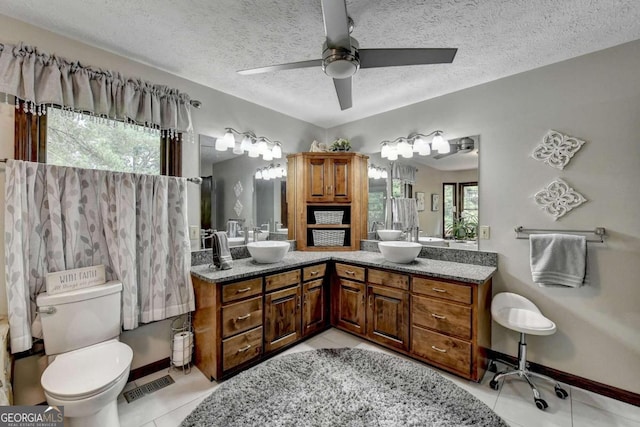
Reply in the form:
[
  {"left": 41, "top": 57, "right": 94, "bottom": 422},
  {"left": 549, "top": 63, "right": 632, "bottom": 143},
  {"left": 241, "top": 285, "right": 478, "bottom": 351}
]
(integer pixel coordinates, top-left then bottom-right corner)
[{"left": 4, "top": 160, "right": 194, "bottom": 353}]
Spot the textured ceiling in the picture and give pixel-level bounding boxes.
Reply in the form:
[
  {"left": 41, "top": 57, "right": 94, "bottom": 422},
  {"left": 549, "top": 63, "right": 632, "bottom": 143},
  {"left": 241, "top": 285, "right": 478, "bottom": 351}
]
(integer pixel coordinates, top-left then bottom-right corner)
[{"left": 2, "top": 0, "right": 640, "bottom": 128}]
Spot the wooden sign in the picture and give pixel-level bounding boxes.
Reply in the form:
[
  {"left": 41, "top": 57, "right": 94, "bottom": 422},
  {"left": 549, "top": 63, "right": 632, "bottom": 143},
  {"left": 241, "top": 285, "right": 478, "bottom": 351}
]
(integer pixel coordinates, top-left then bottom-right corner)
[{"left": 46, "top": 265, "right": 106, "bottom": 295}]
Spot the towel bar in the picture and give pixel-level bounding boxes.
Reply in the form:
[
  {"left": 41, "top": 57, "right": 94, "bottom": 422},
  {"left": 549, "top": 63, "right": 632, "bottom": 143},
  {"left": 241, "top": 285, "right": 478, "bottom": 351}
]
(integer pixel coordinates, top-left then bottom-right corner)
[{"left": 514, "top": 225, "right": 605, "bottom": 243}]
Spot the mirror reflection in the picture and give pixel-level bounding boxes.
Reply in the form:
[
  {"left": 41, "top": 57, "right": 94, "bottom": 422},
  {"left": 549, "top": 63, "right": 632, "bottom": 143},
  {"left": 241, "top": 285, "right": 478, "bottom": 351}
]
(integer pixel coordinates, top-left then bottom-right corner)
[
  {"left": 199, "top": 135, "right": 287, "bottom": 249},
  {"left": 367, "top": 136, "right": 479, "bottom": 250}
]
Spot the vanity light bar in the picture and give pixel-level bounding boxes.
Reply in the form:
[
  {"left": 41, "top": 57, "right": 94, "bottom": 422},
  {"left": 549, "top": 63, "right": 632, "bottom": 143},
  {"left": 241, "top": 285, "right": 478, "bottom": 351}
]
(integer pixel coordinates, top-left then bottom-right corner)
[
  {"left": 217, "top": 128, "right": 283, "bottom": 160},
  {"left": 379, "top": 130, "right": 450, "bottom": 160}
]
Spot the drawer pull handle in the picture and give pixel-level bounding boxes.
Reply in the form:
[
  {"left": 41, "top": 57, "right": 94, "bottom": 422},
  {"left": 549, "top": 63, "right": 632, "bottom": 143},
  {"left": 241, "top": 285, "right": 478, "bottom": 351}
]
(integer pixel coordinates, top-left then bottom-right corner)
[
  {"left": 236, "top": 314, "right": 251, "bottom": 321},
  {"left": 309, "top": 271, "right": 319, "bottom": 276},
  {"left": 431, "top": 345, "right": 447, "bottom": 353},
  {"left": 431, "top": 313, "right": 446, "bottom": 320},
  {"left": 236, "top": 287, "right": 252, "bottom": 293},
  {"left": 432, "top": 287, "right": 447, "bottom": 293},
  {"left": 237, "top": 344, "right": 252, "bottom": 353},
  {"left": 345, "top": 270, "right": 355, "bottom": 275}
]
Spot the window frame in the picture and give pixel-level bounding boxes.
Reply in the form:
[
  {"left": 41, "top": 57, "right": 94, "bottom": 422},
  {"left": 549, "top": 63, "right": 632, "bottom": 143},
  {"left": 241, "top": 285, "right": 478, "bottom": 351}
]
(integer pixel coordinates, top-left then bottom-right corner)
[{"left": 14, "top": 103, "right": 181, "bottom": 176}]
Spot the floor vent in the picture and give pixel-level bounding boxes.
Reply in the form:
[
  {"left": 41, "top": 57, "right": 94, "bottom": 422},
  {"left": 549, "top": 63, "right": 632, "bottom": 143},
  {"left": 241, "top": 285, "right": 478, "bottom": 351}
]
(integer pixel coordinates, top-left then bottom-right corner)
[{"left": 123, "top": 375, "right": 175, "bottom": 403}]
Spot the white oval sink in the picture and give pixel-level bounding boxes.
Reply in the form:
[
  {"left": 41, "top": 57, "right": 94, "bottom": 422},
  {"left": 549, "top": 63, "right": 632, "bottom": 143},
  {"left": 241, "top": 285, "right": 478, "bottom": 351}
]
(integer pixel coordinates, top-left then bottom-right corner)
[
  {"left": 378, "top": 241, "right": 422, "bottom": 263},
  {"left": 239, "top": 230, "right": 268, "bottom": 241},
  {"left": 227, "top": 237, "right": 245, "bottom": 247},
  {"left": 418, "top": 237, "right": 448, "bottom": 247},
  {"left": 377, "top": 230, "right": 402, "bottom": 241},
  {"left": 247, "top": 241, "right": 290, "bottom": 263}
]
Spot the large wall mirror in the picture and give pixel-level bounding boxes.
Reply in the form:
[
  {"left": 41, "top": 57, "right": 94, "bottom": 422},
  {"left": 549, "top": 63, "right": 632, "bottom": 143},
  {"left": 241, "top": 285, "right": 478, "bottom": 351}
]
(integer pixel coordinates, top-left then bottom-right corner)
[
  {"left": 199, "top": 135, "right": 288, "bottom": 249},
  {"left": 367, "top": 135, "right": 480, "bottom": 250}
]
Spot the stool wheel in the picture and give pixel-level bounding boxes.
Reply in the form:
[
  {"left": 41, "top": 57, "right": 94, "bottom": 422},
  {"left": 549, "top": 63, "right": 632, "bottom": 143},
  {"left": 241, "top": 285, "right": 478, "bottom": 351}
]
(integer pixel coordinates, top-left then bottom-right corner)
[
  {"left": 488, "top": 361, "right": 498, "bottom": 373},
  {"left": 489, "top": 379, "right": 500, "bottom": 390},
  {"left": 555, "top": 386, "right": 568, "bottom": 399},
  {"left": 535, "top": 398, "right": 548, "bottom": 410}
]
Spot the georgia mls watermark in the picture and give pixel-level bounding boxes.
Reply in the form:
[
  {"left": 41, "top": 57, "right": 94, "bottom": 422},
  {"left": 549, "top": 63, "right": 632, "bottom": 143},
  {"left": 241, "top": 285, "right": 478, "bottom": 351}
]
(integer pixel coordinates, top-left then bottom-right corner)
[{"left": 0, "top": 406, "right": 64, "bottom": 427}]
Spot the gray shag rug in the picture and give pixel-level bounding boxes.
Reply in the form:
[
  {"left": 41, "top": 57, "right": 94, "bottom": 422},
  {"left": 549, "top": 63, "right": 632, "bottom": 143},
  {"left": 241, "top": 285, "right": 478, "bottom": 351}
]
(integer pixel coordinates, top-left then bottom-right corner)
[{"left": 181, "top": 348, "right": 508, "bottom": 426}]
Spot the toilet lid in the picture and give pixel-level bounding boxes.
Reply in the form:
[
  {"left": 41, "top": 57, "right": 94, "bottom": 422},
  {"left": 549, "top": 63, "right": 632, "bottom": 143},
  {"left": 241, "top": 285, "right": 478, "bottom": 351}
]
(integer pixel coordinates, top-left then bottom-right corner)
[{"left": 42, "top": 341, "right": 133, "bottom": 399}]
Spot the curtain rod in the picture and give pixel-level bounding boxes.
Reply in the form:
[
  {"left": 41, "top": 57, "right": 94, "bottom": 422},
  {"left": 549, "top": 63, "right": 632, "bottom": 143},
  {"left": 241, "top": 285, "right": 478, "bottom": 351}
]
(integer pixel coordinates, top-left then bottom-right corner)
[{"left": 0, "top": 159, "right": 202, "bottom": 184}]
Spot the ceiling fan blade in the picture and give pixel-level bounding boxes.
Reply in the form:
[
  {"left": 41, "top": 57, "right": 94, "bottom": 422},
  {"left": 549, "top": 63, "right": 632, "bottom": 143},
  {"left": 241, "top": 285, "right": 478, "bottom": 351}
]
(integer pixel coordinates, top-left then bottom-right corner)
[
  {"left": 238, "top": 59, "right": 322, "bottom": 75},
  {"left": 359, "top": 48, "right": 457, "bottom": 69},
  {"left": 321, "top": 0, "right": 351, "bottom": 49},
  {"left": 333, "top": 77, "right": 352, "bottom": 110}
]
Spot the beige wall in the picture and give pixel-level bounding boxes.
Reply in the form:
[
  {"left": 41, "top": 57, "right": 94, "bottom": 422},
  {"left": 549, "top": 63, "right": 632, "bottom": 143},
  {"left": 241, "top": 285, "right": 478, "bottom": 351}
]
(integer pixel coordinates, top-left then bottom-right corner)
[
  {"left": 413, "top": 166, "right": 478, "bottom": 237},
  {"left": 0, "top": 14, "right": 325, "bottom": 369},
  {"left": 329, "top": 40, "right": 640, "bottom": 393}
]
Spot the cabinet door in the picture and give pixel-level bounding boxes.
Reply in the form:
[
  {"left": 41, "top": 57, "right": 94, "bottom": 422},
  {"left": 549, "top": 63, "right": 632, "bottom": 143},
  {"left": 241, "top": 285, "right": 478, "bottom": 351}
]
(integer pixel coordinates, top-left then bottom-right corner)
[
  {"left": 334, "top": 279, "right": 366, "bottom": 335},
  {"left": 264, "top": 285, "right": 302, "bottom": 353},
  {"left": 306, "top": 158, "right": 331, "bottom": 202},
  {"left": 366, "top": 285, "right": 409, "bottom": 351},
  {"left": 330, "top": 157, "right": 351, "bottom": 202},
  {"left": 303, "top": 278, "right": 326, "bottom": 337}
]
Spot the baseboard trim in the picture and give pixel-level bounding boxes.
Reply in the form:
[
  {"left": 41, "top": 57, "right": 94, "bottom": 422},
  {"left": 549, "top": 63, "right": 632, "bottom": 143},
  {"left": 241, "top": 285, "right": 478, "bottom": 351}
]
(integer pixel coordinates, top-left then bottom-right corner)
[
  {"left": 487, "top": 349, "right": 640, "bottom": 408},
  {"left": 127, "top": 357, "right": 171, "bottom": 383}
]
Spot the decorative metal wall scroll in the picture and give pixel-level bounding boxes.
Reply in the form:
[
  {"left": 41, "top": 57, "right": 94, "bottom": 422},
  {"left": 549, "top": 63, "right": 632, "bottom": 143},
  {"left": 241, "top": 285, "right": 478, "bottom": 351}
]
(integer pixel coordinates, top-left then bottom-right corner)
[
  {"left": 534, "top": 178, "right": 586, "bottom": 220},
  {"left": 532, "top": 130, "right": 586, "bottom": 170}
]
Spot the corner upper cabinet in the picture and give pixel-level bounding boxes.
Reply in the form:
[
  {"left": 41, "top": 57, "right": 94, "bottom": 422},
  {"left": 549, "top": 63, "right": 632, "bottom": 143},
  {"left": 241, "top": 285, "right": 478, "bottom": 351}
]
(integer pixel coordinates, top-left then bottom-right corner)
[
  {"left": 306, "top": 156, "right": 351, "bottom": 202},
  {"left": 287, "top": 152, "right": 368, "bottom": 251}
]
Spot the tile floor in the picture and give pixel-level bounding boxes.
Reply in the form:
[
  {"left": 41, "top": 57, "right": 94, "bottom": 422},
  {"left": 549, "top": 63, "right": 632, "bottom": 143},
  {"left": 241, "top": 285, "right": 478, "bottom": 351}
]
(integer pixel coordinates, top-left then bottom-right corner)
[{"left": 118, "top": 328, "right": 640, "bottom": 427}]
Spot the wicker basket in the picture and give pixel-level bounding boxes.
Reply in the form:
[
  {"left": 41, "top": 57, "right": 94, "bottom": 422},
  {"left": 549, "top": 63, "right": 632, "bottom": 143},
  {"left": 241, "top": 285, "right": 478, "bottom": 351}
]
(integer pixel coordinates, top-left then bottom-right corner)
[
  {"left": 314, "top": 211, "right": 344, "bottom": 224},
  {"left": 312, "top": 230, "right": 346, "bottom": 247}
]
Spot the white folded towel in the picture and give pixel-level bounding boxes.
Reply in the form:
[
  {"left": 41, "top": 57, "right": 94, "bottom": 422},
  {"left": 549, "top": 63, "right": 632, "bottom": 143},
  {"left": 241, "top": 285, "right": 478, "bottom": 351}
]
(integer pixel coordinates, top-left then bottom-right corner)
[
  {"left": 530, "top": 234, "right": 587, "bottom": 287},
  {"left": 212, "top": 231, "right": 233, "bottom": 270}
]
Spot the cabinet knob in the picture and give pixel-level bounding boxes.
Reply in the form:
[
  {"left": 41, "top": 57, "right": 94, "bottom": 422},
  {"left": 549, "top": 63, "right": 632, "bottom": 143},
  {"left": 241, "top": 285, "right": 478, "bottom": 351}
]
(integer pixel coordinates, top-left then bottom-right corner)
[
  {"left": 432, "top": 287, "right": 447, "bottom": 293},
  {"left": 431, "top": 313, "right": 446, "bottom": 320},
  {"left": 368, "top": 294, "right": 373, "bottom": 308},
  {"left": 431, "top": 345, "right": 447, "bottom": 353},
  {"left": 236, "top": 313, "right": 251, "bottom": 321},
  {"left": 236, "top": 287, "right": 252, "bottom": 293}
]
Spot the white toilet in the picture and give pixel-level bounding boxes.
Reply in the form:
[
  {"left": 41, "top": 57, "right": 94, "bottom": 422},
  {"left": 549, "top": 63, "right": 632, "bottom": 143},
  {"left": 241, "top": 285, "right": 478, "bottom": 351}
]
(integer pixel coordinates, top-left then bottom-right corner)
[{"left": 37, "top": 281, "right": 133, "bottom": 427}]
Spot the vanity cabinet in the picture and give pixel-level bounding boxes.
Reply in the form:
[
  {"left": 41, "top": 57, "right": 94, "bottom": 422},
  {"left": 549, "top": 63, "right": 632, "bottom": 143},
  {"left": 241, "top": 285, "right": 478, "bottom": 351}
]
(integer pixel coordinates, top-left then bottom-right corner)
[
  {"left": 332, "top": 263, "right": 367, "bottom": 336},
  {"left": 366, "top": 269, "right": 410, "bottom": 351},
  {"left": 302, "top": 264, "right": 328, "bottom": 337},
  {"left": 264, "top": 270, "right": 302, "bottom": 353},
  {"left": 287, "top": 153, "right": 368, "bottom": 251},
  {"left": 410, "top": 276, "right": 492, "bottom": 381},
  {"left": 192, "top": 265, "right": 329, "bottom": 380}
]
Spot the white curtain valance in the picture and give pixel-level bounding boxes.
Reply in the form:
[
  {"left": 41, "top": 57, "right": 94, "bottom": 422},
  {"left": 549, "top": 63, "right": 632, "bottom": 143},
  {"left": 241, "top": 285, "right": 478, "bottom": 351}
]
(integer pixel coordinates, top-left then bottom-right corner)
[
  {"left": 392, "top": 163, "right": 417, "bottom": 183},
  {"left": 0, "top": 42, "right": 193, "bottom": 134}
]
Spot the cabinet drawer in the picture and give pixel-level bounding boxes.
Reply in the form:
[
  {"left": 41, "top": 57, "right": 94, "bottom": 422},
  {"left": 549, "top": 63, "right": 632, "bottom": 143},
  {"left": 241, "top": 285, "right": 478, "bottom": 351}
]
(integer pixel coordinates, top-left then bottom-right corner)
[
  {"left": 412, "top": 295, "right": 472, "bottom": 340},
  {"left": 335, "top": 263, "right": 365, "bottom": 282},
  {"left": 222, "top": 277, "right": 262, "bottom": 303},
  {"left": 303, "top": 264, "right": 327, "bottom": 282},
  {"left": 222, "top": 327, "right": 263, "bottom": 371},
  {"left": 412, "top": 277, "right": 471, "bottom": 304},
  {"left": 368, "top": 269, "right": 409, "bottom": 291},
  {"left": 411, "top": 326, "right": 471, "bottom": 376},
  {"left": 221, "top": 296, "right": 262, "bottom": 338},
  {"left": 265, "top": 270, "right": 301, "bottom": 292}
]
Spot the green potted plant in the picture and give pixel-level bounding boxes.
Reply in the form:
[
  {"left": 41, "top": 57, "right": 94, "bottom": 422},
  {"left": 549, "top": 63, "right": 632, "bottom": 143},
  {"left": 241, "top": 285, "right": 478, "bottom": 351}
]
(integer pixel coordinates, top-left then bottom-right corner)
[
  {"left": 330, "top": 138, "right": 351, "bottom": 152},
  {"left": 446, "top": 212, "right": 478, "bottom": 240}
]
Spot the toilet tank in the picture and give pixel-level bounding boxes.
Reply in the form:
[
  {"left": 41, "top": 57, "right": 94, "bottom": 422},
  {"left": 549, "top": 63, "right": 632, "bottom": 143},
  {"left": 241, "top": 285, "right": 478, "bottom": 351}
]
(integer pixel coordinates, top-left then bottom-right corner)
[{"left": 36, "top": 281, "right": 123, "bottom": 355}]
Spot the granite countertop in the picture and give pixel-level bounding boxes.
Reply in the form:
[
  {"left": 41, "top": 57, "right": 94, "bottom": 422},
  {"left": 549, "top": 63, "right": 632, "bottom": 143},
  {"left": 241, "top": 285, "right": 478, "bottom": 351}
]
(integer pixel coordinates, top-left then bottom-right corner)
[{"left": 191, "top": 251, "right": 496, "bottom": 285}]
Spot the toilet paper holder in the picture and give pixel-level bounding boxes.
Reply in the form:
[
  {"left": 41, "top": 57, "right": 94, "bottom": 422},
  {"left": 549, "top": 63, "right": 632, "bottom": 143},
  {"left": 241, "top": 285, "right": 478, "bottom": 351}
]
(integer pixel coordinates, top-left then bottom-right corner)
[{"left": 170, "top": 313, "right": 193, "bottom": 375}]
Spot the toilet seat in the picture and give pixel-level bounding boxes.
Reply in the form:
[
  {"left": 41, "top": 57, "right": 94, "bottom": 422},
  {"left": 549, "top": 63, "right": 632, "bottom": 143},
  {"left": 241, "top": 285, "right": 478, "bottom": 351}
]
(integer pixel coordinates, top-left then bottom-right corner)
[{"left": 41, "top": 340, "right": 133, "bottom": 400}]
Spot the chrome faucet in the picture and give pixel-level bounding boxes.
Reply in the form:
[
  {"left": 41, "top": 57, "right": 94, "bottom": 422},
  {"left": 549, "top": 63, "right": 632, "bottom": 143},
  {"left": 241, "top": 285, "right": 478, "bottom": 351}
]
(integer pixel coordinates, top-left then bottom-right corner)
[
  {"left": 370, "top": 221, "right": 384, "bottom": 233},
  {"left": 252, "top": 227, "right": 263, "bottom": 242}
]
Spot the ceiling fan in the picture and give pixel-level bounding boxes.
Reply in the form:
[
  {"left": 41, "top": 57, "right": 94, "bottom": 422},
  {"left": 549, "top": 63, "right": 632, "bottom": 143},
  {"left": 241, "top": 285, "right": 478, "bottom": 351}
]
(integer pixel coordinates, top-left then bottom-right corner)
[
  {"left": 433, "top": 137, "right": 475, "bottom": 159},
  {"left": 238, "top": 0, "right": 458, "bottom": 110}
]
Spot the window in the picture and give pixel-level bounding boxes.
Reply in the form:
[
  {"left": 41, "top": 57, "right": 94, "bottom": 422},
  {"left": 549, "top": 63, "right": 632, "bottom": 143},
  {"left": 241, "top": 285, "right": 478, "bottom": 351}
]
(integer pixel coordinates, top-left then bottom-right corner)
[
  {"left": 443, "top": 183, "right": 457, "bottom": 238},
  {"left": 368, "top": 178, "right": 387, "bottom": 229},
  {"left": 392, "top": 180, "right": 413, "bottom": 198},
  {"left": 443, "top": 181, "right": 479, "bottom": 238},
  {"left": 13, "top": 102, "right": 181, "bottom": 176},
  {"left": 47, "top": 108, "right": 161, "bottom": 174}
]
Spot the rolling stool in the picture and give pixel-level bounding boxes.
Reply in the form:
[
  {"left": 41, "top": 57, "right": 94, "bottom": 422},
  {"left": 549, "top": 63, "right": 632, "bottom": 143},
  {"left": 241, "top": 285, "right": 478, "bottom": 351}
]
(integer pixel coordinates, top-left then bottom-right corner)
[{"left": 489, "top": 292, "right": 568, "bottom": 410}]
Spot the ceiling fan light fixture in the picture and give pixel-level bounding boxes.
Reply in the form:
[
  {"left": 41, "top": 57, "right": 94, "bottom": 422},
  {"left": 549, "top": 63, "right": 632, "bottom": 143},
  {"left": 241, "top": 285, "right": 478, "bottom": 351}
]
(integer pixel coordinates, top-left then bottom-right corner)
[{"left": 322, "top": 46, "right": 360, "bottom": 79}]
